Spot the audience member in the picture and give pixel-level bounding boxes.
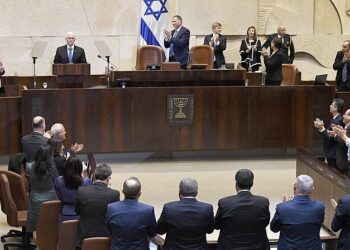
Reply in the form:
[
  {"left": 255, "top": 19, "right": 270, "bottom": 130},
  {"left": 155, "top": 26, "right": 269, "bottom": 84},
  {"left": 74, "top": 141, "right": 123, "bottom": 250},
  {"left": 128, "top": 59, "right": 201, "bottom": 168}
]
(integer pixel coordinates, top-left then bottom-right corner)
[
  {"left": 333, "top": 109, "right": 350, "bottom": 175},
  {"left": 106, "top": 177, "right": 157, "bottom": 250},
  {"left": 330, "top": 195, "right": 350, "bottom": 250},
  {"left": 25, "top": 145, "right": 58, "bottom": 246},
  {"left": 50, "top": 123, "right": 84, "bottom": 154},
  {"left": 157, "top": 178, "right": 214, "bottom": 250},
  {"left": 214, "top": 169, "right": 270, "bottom": 250},
  {"left": 314, "top": 99, "right": 345, "bottom": 168},
  {"left": 240, "top": 26, "right": 262, "bottom": 72},
  {"left": 75, "top": 163, "right": 120, "bottom": 248},
  {"left": 270, "top": 175, "right": 324, "bottom": 250},
  {"left": 333, "top": 40, "right": 350, "bottom": 91},
  {"left": 204, "top": 22, "right": 226, "bottom": 69},
  {"left": 262, "top": 37, "right": 283, "bottom": 85},
  {"left": 164, "top": 15, "right": 190, "bottom": 69},
  {"left": 54, "top": 32, "right": 87, "bottom": 64},
  {"left": 262, "top": 24, "right": 294, "bottom": 64},
  {"left": 0, "top": 60, "right": 5, "bottom": 95},
  {"left": 55, "top": 156, "right": 92, "bottom": 226},
  {"left": 22, "top": 116, "right": 48, "bottom": 162},
  {"left": 47, "top": 137, "right": 66, "bottom": 176}
]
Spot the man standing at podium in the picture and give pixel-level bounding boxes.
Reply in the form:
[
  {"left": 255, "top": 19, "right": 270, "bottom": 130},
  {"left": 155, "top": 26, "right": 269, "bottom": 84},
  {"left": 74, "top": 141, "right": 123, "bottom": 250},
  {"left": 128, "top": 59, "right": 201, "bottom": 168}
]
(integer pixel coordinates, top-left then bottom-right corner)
[{"left": 54, "top": 32, "right": 87, "bottom": 64}]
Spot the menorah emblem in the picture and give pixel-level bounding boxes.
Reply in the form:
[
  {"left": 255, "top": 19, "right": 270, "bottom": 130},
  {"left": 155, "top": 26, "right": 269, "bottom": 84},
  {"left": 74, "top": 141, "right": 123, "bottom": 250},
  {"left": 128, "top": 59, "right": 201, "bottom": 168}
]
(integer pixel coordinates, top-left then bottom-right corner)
[{"left": 174, "top": 97, "right": 188, "bottom": 119}]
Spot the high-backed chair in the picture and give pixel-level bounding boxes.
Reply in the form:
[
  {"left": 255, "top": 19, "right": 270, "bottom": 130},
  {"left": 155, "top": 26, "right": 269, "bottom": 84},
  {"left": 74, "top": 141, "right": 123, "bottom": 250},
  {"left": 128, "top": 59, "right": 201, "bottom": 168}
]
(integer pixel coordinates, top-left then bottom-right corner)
[
  {"left": 81, "top": 237, "right": 112, "bottom": 250},
  {"left": 135, "top": 45, "right": 163, "bottom": 70},
  {"left": 0, "top": 174, "right": 27, "bottom": 249},
  {"left": 57, "top": 220, "right": 79, "bottom": 250},
  {"left": 33, "top": 200, "right": 61, "bottom": 250},
  {"left": 189, "top": 45, "right": 214, "bottom": 69},
  {"left": 281, "top": 64, "right": 299, "bottom": 86}
]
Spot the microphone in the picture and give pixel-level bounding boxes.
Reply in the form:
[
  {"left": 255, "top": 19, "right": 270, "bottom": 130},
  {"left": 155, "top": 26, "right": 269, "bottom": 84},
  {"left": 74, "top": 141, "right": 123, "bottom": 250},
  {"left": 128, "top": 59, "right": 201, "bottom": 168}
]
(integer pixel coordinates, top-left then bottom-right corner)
[{"left": 97, "top": 55, "right": 118, "bottom": 70}]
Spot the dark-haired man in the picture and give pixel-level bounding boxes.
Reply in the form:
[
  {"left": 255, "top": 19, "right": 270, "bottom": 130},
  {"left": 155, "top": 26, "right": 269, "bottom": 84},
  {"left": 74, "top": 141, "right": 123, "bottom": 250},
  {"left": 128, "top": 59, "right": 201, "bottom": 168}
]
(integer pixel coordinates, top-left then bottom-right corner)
[
  {"left": 21, "top": 116, "right": 48, "bottom": 162},
  {"left": 75, "top": 164, "right": 120, "bottom": 248},
  {"left": 157, "top": 178, "right": 214, "bottom": 250},
  {"left": 164, "top": 15, "right": 190, "bottom": 69},
  {"left": 106, "top": 177, "right": 157, "bottom": 250},
  {"left": 215, "top": 169, "right": 270, "bottom": 250}
]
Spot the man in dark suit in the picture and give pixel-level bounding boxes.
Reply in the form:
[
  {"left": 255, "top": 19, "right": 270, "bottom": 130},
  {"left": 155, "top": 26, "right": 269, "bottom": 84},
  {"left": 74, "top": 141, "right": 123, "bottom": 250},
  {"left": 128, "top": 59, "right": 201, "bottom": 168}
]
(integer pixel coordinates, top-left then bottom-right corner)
[
  {"left": 164, "top": 15, "right": 190, "bottom": 69},
  {"left": 214, "top": 169, "right": 270, "bottom": 250},
  {"left": 262, "top": 37, "right": 284, "bottom": 85},
  {"left": 21, "top": 116, "right": 48, "bottom": 162},
  {"left": 204, "top": 22, "right": 226, "bottom": 69},
  {"left": 106, "top": 177, "right": 157, "bottom": 250},
  {"left": 262, "top": 24, "right": 294, "bottom": 64},
  {"left": 157, "top": 178, "right": 214, "bottom": 250},
  {"left": 54, "top": 32, "right": 87, "bottom": 64},
  {"left": 0, "top": 60, "right": 5, "bottom": 95},
  {"left": 75, "top": 164, "right": 120, "bottom": 249},
  {"left": 334, "top": 109, "right": 350, "bottom": 175},
  {"left": 331, "top": 195, "right": 350, "bottom": 250},
  {"left": 314, "top": 99, "right": 344, "bottom": 168},
  {"left": 333, "top": 40, "right": 350, "bottom": 91},
  {"left": 271, "top": 175, "right": 325, "bottom": 250}
]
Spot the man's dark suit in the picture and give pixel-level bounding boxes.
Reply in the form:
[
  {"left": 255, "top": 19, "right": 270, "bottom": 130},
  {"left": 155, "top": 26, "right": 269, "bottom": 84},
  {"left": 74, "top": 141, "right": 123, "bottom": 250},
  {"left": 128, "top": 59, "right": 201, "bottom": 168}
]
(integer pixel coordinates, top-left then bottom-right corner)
[
  {"left": 164, "top": 26, "right": 190, "bottom": 69},
  {"left": 319, "top": 114, "right": 344, "bottom": 168},
  {"left": 21, "top": 132, "right": 48, "bottom": 162},
  {"left": 157, "top": 198, "right": 214, "bottom": 250},
  {"left": 333, "top": 51, "right": 350, "bottom": 91},
  {"left": 75, "top": 182, "right": 120, "bottom": 248},
  {"left": 106, "top": 199, "right": 157, "bottom": 250},
  {"left": 334, "top": 124, "right": 350, "bottom": 173},
  {"left": 203, "top": 34, "right": 226, "bottom": 68},
  {"left": 270, "top": 195, "right": 325, "bottom": 250},
  {"left": 53, "top": 45, "right": 87, "bottom": 64},
  {"left": 262, "top": 33, "right": 294, "bottom": 64},
  {"left": 264, "top": 50, "right": 284, "bottom": 85},
  {"left": 214, "top": 191, "right": 270, "bottom": 250},
  {"left": 331, "top": 194, "right": 350, "bottom": 250}
]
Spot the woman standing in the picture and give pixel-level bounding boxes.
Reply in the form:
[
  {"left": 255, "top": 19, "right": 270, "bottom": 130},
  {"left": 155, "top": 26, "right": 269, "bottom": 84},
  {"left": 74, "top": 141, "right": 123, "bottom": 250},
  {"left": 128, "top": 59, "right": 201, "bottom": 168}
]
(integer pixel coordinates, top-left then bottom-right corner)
[
  {"left": 263, "top": 37, "right": 284, "bottom": 85},
  {"left": 48, "top": 137, "right": 66, "bottom": 176},
  {"left": 240, "top": 26, "right": 262, "bottom": 72}
]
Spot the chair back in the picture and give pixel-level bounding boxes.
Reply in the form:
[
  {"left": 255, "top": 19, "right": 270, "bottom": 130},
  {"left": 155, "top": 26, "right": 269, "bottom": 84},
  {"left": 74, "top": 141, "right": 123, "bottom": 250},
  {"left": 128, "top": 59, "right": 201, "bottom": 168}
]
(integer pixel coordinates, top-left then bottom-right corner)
[
  {"left": 189, "top": 45, "right": 214, "bottom": 69},
  {"left": 57, "top": 220, "right": 79, "bottom": 250},
  {"left": 33, "top": 200, "right": 61, "bottom": 250},
  {"left": 0, "top": 170, "right": 28, "bottom": 211},
  {"left": 81, "top": 237, "right": 112, "bottom": 250},
  {"left": 0, "top": 174, "right": 20, "bottom": 227},
  {"left": 136, "top": 45, "right": 163, "bottom": 70},
  {"left": 281, "top": 64, "right": 299, "bottom": 85}
]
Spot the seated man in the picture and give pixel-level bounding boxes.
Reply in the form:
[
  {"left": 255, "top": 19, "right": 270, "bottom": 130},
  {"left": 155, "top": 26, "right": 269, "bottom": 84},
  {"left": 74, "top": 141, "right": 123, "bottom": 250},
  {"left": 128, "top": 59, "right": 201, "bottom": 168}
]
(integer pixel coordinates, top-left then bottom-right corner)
[
  {"left": 106, "top": 177, "right": 157, "bottom": 250},
  {"left": 54, "top": 32, "right": 87, "bottom": 64},
  {"left": 271, "top": 175, "right": 325, "bottom": 250},
  {"left": 157, "top": 178, "right": 214, "bottom": 249},
  {"left": 21, "top": 116, "right": 49, "bottom": 162}
]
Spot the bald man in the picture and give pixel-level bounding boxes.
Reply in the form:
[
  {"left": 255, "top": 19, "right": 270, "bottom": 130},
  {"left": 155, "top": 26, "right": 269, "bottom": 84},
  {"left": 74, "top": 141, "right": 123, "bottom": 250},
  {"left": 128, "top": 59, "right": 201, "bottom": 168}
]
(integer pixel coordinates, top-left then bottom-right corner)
[
  {"left": 262, "top": 25, "right": 295, "bottom": 64},
  {"left": 21, "top": 116, "right": 48, "bottom": 162},
  {"left": 54, "top": 32, "right": 87, "bottom": 64}
]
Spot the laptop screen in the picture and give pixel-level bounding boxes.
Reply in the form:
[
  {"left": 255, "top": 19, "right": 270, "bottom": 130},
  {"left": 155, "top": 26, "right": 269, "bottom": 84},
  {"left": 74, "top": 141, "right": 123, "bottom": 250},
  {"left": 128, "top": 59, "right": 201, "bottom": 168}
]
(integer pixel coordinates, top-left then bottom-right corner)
[{"left": 314, "top": 74, "right": 327, "bottom": 85}]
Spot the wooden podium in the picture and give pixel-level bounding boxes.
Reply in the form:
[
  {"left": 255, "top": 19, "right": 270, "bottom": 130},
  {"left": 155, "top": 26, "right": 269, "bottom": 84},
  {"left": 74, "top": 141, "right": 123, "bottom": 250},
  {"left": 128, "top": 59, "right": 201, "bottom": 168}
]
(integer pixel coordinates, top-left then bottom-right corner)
[{"left": 52, "top": 64, "right": 90, "bottom": 88}]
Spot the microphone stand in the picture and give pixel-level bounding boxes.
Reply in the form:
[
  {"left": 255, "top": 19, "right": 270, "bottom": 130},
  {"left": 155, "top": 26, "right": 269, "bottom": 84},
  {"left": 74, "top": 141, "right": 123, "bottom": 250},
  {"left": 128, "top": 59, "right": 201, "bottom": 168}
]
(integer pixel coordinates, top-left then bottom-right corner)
[{"left": 32, "top": 57, "right": 37, "bottom": 88}]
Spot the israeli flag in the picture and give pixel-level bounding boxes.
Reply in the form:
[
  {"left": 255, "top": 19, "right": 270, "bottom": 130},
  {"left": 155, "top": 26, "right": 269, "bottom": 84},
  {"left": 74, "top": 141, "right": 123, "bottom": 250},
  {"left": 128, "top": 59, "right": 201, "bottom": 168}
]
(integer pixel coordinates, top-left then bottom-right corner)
[{"left": 140, "top": 0, "right": 169, "bottom": 56}]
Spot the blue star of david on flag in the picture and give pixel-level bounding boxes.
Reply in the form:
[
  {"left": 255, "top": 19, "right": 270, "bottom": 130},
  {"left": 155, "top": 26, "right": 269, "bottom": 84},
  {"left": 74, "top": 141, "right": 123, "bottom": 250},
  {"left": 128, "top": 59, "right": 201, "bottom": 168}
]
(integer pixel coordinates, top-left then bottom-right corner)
[{"left": 143, "top": 0, "right": 168, "bottom": 21}]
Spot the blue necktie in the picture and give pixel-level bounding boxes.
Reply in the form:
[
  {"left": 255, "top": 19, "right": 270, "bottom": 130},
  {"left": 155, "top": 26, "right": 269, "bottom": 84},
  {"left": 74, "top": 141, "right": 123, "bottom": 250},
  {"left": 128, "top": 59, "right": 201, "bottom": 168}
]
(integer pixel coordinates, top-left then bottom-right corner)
[
  {"left": 169, "top": 30, "right": 179, "bottom": 58},
  {"left": 68, "top": 48, "right": 73, "bottom": 63},
  {"left": 342, "top": 63, "right": 348, "bottom": 82}
]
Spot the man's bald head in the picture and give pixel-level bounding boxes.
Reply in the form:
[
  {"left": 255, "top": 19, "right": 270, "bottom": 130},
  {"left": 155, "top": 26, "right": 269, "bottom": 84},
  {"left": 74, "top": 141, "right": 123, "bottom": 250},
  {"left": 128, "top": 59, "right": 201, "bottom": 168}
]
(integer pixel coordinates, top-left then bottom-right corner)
[
  {"left": 122, "top": 177, "right": 141, "bottom": 199},
  {"left": 277, "top": 25, "right": 286, "bottom": 36},
  {"left": 32, "top": 116, "right": 46, "bottom": 132}
]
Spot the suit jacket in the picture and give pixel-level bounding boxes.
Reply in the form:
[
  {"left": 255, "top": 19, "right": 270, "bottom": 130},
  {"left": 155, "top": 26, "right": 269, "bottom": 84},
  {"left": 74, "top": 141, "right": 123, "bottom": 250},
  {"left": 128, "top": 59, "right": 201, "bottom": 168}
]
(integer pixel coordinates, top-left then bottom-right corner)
[
  {"left": 164, "top": 26, "right": 190, "bottom": 67},
  {"left": 264, "top": 50, "right": 284, "bottom": 85},
  {"left": 53, "top": 45, "right": 87, "bottom": 64},
  {"left": 106, "top": 199, "right": 157, "bottom": 250},
  {"left": 319, "top": 114, "right": 344, "bottom": 160},
  {"left": 157, "top": 198, "right": 214, "bottom": 250},
  {"left": 333, "top": 51, "right": 350, "bottom": 90},
  {"left": 21, "top": 132, "right": 48, "bottom": 162},
  {"left": 270, "top": 195, "right": 325, "bottom": 250},
  {"left": 75, "top": 182, "right": 120, "bottom": 247},
  {"left": 203, "top": 34, "right": 226, "bottom": 68},
  {"left": 214, "top": 191, "right": 270, "bottom": 250},
  {"left": 262, "top": 33, "right": 294, "bottom": 64},
  {"left": 334, "top": 124, "right": 350, "bottom": 172},
  {"left": 331, "top": 194, "right": 350, "bottom": 250}
]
